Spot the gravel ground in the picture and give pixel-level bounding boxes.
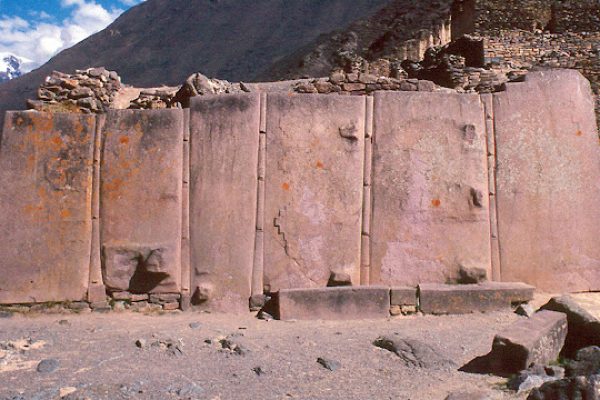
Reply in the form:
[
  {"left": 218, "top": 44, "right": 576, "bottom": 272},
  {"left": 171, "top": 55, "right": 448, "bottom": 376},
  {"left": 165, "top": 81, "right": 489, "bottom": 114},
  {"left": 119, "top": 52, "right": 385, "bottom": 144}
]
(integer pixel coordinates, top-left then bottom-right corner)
[{"left": 0, "top": 310, "right": 531, "bottom": 400}]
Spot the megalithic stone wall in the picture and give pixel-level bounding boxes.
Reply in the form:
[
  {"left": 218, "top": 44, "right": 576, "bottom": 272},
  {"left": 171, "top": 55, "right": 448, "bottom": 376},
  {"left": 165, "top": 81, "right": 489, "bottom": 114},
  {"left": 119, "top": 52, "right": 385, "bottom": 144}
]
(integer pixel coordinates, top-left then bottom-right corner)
[
  {"left": 370, "top": 92, "right": 491, "bottom": 286},
  {"left": 100, "top": 110, "right": 183, "bottom": 295},
  {"left": 492, "top": 70, "right": 600, "bottom": 292},
  {"left": 264, "top": 94, "right": 366, "bottom": 291},
  {"left": 0, "top": 112, "right": 96, "bottom": 303},
  {"left": 189, "top": 94, "right": 261, "bottom": 313},
  {"left": 0, "top": 70, "right": 598, "bottom": 310}
]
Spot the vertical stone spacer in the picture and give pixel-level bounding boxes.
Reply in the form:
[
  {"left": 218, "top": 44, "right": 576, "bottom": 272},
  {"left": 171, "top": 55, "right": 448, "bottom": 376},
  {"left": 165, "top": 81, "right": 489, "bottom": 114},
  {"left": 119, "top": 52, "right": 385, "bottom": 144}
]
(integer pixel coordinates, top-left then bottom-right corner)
[
  {"left": 361, "top": 96, "right": 374, "bottom": 285},
  {"left": 87, "top": 114, "right": 106, "bottom": 303},
  {"left": 180, "top": 109, "right": 192, "bottom": 310},
  {"left": 251, "top": 93, "right": 267, "bottom": 308},
  {"left": 481, "top": 93, "right": 501, "bottom": 282}
]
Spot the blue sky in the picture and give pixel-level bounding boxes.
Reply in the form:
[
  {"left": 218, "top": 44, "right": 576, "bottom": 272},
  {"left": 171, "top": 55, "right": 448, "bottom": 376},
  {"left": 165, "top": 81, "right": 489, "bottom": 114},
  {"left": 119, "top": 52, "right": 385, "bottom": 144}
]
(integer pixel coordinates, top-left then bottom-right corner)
[{"left": 0, "top": 0, "right": 144, "bottom": 71}]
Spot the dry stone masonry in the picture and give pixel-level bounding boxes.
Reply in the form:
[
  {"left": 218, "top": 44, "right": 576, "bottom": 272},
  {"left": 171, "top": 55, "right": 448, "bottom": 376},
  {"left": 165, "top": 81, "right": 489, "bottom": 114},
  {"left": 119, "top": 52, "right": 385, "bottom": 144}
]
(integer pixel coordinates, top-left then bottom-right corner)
[{"left": 0, "top": 70, "right": 599, "bottom": 315}]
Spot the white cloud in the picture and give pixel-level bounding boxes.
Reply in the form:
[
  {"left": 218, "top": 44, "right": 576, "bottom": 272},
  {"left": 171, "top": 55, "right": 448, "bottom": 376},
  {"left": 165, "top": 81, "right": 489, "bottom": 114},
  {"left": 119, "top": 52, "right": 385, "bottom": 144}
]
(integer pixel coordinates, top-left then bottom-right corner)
[{"left": 0, "top": 0, "right": 141, "bottom": 73}]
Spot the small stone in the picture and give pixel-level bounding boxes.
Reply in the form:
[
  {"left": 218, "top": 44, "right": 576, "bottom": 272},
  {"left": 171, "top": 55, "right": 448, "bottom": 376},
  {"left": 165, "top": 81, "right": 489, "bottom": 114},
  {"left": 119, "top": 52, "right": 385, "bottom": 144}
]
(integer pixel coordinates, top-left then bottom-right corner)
[
  {"left": 346, "top": 73, "right": 359, "bottom": 82},
  {"left": 90, "top": 301, "right": 111, "bottom": 312},
  {"left": 111, "top": 291, "right": 131, "bottom": 301},
  {"left": 130, "top": 301, "right": 149, "bottom": 311},
  {"left": 329, "top": 70, "right": 345, "bottom": 84},
  {"left": 317, "top": 357, "right": 341, "bottom": 371},
  {"left": 112, "top": 301, "right": 127, "bottom": 311},
  {"left": 516, "top": 303, "right": 535, "bottom": 318},
  {"left": 68, "top": 87, "right": 94, "bottom": 100},
  {"left": 162, "top": 302, "right": 180, "bottom": 311},
  {"left": 37, "top": 359, "right": 59, "bottom": 373},
  {"left": 257, "top": 311, "right": 273, "bottom": 321},
  {"left": 373, "top": 337, "right": 455, "bottom": 369},
  {"left": 359, "top": 73, "right": 378, "bottom": 84},
  {"left": 566, "top": 346, "right": 600, "bottom": 377},
  {"left": 130, "top": 294, "right": 149, "bottom": 302},
  {"left": 342, "top": 82, "right": 366, "bottom": 91},
  {"left": 417, "top": 80, "right": 437, "bottom": 92},
  {"left": 58, "top": 319, "right": 70, "bottom": 326},
  {"left": 252, "top": 366, "right": 265, "bottom": 376},
  {"left": 219, "top": 338, "right": 248, "bottom": 356},
  {"left": 189, "top": 322, "right": 202, "bottom": 330},
  {"left": 135, "top": 339, "right": 146, "bottom": 349},
  {"left": 390, "top": 305, "right": 402, "bottom": 316},
  {"left": 59, "top": 387, "right": 77, "bottom": 398},
  {"left": 327, "top": 271, "right": 352, "bottom": 287},
  {"left": 68, "top": 302, "right": 90, "bottom": 311},
  {"left": 401, "top": 305, "right": 418, "bottom": 315},
  {"left": 240, "top": 82, "right": 251, "bottom": 92}
]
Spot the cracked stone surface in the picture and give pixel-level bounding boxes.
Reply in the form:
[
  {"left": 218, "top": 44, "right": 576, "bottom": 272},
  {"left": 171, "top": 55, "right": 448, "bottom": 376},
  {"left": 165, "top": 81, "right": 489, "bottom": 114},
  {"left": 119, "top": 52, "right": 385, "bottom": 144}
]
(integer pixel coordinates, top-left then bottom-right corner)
[{"left": 264, "top": 94, "right": 365, "bottom": 291}]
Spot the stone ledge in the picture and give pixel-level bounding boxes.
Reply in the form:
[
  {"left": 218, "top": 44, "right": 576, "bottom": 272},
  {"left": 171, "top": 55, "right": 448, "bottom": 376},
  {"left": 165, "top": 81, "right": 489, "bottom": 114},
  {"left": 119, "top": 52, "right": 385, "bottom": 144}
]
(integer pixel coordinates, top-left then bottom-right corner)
[
  {"left": 418, "top": 282, "right": 535, "bottom": 315},
  {"left": 276, "top": 286, "right": 391, "bottom": 321}
]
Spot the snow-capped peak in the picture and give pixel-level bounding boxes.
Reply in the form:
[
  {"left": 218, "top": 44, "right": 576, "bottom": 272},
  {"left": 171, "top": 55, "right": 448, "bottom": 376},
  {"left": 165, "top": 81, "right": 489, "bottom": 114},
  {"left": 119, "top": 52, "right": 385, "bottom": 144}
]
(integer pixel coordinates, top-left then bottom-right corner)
[{"left": 0, "top": 53, "right": 30, "bottom": 83}]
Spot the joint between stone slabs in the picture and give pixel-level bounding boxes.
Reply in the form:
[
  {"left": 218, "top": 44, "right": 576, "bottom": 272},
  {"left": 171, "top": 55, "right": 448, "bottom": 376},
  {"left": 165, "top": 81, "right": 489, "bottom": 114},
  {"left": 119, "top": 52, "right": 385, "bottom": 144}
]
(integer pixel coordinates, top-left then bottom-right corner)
[{"left": 259, "top": 93, "right": 267, "bottom": 133}]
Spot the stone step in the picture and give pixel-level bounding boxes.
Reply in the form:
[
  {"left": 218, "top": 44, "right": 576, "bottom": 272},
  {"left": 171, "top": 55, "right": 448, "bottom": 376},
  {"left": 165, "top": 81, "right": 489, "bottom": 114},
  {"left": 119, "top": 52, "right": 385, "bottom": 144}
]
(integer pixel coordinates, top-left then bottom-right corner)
[
  {"left": 418, "top": 282, "right": 535, "bottom": 315},
  {"left": 489, "top": 310, "right": 568, "bottom": 374},
  {"left": 276, "top": 286, "right": 390, "bottom": 321}
]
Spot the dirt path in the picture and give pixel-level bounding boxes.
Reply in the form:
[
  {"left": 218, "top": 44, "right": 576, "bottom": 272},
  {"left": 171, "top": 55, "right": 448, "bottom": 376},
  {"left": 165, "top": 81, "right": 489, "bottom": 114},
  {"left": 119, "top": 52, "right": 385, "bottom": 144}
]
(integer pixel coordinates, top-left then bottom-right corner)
[{"left": 0, "top": 310, "right": 528, "bottom": 400}]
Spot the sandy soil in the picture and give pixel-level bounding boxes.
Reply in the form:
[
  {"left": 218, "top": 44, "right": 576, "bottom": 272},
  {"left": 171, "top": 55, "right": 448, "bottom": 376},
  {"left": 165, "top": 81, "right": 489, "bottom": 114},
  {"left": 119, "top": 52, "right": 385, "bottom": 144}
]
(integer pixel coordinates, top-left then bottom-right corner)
[{"left": 0, "top": 310, "right": 531, "bottom": 400}]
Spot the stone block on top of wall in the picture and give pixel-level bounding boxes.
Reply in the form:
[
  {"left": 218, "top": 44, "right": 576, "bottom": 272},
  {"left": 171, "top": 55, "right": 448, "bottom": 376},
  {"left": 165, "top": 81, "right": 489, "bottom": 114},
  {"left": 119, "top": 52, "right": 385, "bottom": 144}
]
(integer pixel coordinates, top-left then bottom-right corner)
[
  {"left": 264, "top": 94, "right": 366, "bottom": 291},
  {"left": 489, "top": 310, "right": 568, "bottom": 374},
  {"left": 189, "top": 93, "right": 260, "bottom": 313},
  {"left": 493, "top": 70, "right": 600, "bottom": 292},
  {"left": 0, "top": 112, "right": 96, "bottom": 303},
  {"left": 100, "top": 109, "right": 183, "bottom": 295},
  {"left": 418, "top": 282, "right": 535, "bottom": 315},
  {"left": 371, "top": 91, "right": 491, "bottom": 287},
  {"left": 276, "top": 286, "right": 391, "bottom": 321}
]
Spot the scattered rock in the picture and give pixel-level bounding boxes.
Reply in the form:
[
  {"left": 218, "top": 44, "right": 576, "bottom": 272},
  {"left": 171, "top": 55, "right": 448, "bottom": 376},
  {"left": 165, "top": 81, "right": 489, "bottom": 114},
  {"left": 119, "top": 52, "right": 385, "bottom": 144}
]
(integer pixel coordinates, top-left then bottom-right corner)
[
  {"left": 565, "top": 346, "right": 600, "bottom": 377},
  {"left": 252, "top": 366, "right": 265, "bottom": 376},
  {"left": 316, "top": 357, "right": 341, "bottom": 371},
  {"left": 327, "top": 271, "right": 352, "bottom": 287},
  {"left": 189, "top": 322, "right": 202, "bottom": 330},
  {"left": 36, "top": 359, "right": 59, "bottom": 373},
  {"left": 59, "top": 387, "right": 77, "bottom": 398},
  {"left": 372, "top": 337, "right": 455, "bottom": 369},
  {"left": 58, "top": 320, "right": 70, "bottom": 326},
  {"left": 528, "top": 374, "right": 600, "bottom": 400},
  {"left": 542, "top": 295, "right": 600, "bottom": 356},
  {"left": 167, "top": 383, "right": 204, "bottom": 397},
  {"left": 219, "top": 338, "right": 248, "bottom": 356},
  {"left": 508, "top": 365, "right": 564, "bottom": 393},
  {"left": 135, "top": 339, "right": 146, "bottom": 349}
]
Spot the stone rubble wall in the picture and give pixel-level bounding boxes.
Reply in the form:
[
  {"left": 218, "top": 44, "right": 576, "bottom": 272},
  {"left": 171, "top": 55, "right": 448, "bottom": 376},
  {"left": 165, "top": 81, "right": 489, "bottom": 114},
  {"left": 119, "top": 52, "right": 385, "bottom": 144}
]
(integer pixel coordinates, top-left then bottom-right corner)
[{"left": 0, "top": 70, "right": 598, "bottom": 312}]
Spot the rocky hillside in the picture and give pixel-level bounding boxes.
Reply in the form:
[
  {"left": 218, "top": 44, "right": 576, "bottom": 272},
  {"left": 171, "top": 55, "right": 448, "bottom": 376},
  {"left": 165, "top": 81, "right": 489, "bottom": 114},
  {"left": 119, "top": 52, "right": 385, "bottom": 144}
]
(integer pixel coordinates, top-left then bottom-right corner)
[{"left": 257, "top": 0, "right": 453, "bottom": 80}]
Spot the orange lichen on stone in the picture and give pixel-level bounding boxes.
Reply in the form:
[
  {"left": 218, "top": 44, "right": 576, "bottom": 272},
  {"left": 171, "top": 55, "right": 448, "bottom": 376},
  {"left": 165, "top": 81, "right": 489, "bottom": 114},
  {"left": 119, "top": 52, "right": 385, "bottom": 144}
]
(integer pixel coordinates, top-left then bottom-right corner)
[
  {"left": 576, "top": 130, "right": 583, "bottom": 137},
  {"left": 316, "top": 160, "right": 324, "bottom": 169},
  {"left": 119, "top": 136, "right": 129, "bottom": 144},
  {"left": 431, "top": 199, "right": 442, "bottom": 208},
  {"left": 60, "top": 209, "right": 71, "bottom": 219},
  {"left": 282, "top": 182, "right": 290, "bottom": 191}
]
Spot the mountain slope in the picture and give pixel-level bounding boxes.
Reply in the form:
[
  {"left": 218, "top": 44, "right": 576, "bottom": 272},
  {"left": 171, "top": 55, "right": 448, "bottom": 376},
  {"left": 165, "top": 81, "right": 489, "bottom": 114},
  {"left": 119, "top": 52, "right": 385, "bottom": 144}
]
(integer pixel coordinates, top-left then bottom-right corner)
[
  {"left": 0, "top": 0, "right": 392, "bottom": 125},
  {"left": 258, "top": 0, "right": 452, "bottom": 80}
]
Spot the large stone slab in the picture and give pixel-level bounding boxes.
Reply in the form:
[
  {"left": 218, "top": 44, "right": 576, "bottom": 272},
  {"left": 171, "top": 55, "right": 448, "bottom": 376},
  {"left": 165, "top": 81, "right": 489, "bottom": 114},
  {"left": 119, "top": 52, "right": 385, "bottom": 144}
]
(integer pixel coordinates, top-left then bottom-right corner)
[
  {"left": 371, "top": 91, "right": 490, "bottom": 286},
  {"left": 264, "top": 94, "right": 365, "bottom": 291},
  {"left": 493, "top": 70, "right": 600, "bottom": 292},
  {"left": 100, "top": 109, "right": 183, "bottom": 294},
  {"left": 419, "top": 282, "right": 535, "bottom": 315},
  {"left": 0, "top": 112, "right": 96, "bottom": 303},
  {"left": 189, "top": 93, "right": 260, "bottom": 312},
  {"left": 490, "top": 310, "right": 568, "bottom": 374},
  {"left": 276, "top": 286, "right": 390, "bottom": 320},
  {"left": 542, "top": 294, "right": 600, "bottom": 356}
]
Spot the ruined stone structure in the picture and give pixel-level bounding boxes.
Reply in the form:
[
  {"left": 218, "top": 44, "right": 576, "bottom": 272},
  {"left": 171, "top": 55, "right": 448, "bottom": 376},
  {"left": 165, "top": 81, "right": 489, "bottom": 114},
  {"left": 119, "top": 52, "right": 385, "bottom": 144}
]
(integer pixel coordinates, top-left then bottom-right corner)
[
  {"left": 0, "top": 70, "right": 598, "bottom": 313},
  {"left": 452, "top": 0, "right": 600, "bottom": 126}
]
